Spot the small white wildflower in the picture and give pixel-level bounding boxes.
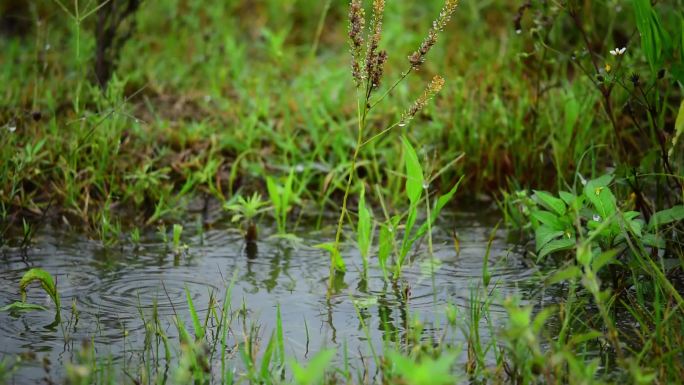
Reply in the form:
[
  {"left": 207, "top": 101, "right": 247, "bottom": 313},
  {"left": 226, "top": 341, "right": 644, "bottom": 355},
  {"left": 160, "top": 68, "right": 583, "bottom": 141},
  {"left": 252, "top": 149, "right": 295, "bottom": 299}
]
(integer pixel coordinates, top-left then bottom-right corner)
[
  {"left": 7, "top": 125, "right": 16, "bottom": 133},
  {"left": 593, "top": 214, "right": 602, "bottom": 222},
  {"left": 422, "top": 181, "right": 430, "bottom": 190},
  {"left": 609, "top": 47, "right": 626, "bottom": 56}
]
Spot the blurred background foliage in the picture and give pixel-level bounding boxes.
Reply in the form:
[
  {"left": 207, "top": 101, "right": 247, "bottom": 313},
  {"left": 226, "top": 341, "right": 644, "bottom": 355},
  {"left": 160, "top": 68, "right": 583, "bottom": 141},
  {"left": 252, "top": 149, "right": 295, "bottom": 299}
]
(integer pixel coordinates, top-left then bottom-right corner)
[{"left": 0, "top": 0, "right": 682, "bottom": 233}]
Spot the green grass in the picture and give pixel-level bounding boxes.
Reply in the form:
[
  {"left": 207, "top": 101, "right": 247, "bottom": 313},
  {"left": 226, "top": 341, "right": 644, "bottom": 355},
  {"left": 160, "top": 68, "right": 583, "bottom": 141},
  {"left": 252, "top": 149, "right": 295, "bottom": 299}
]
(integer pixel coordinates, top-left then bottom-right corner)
[{"left": 1, "top": 0, "right": 684, "bottom": 383}]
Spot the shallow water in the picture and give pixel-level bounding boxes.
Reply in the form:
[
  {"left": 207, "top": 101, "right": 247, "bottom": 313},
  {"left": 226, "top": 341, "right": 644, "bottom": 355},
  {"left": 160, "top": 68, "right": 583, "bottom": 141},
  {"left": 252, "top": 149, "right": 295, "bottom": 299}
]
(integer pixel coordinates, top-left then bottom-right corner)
[{"left": 0, "top": 209, "right": 542, "bottom": 383}]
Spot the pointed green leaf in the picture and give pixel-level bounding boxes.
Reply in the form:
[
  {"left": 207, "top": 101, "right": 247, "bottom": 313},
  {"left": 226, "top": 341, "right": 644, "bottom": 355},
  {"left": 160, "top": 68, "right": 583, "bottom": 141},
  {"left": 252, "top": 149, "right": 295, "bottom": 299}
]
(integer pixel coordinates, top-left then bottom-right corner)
[
  {"left": 401, "top": 136, "right": 424, "bottom": 205},
  {"left": 537, "top": 237, "right": 576, "bottom": 260},
  {"left": 583, "top": 176, "right": 616, "bottom": 219},
  {"left": 315, "top": 243, "right": 345, "bottom": 272},
  {"left": 535, "top": 225, "right": 565, "bottom": 252},
  {"left": 548, "top": 266, "right": 582, "bottom": 284},
  {"left": 0, "top": 301, "right": 48, "bottom": 313},
  {"left": 357, "top": 185, "right": 372, "bottom": 260},
  {"left": 19, "top": 268, "right": 60, "bottom": 321},
  {"left": 531, "top": 210, "right": 564, "bottom": 231},
  {"left": 649, "top": 205, "right": 684, "bottom": 228},
  {"left": 412, "top": 177, "right": 463, "bottom": 243},
  {"left": 185, "top": 286, "right": 204, "bottom": 340},
  {"left": 533, "top": 190, "right": 566, "bottom": 216}
]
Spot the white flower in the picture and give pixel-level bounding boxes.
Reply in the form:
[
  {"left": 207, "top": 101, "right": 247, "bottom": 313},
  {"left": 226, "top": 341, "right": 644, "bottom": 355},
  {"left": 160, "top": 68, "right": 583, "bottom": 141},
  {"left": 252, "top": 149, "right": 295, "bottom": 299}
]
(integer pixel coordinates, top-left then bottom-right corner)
[
  {"left": 609, "top": 47, "right": 626, "bottom": 56},
  {"left": 593, "top": 214, "right": 602, "bottom": 222},
  {"left": 7, "top": 125, "right": 16, "bottom": 133}
]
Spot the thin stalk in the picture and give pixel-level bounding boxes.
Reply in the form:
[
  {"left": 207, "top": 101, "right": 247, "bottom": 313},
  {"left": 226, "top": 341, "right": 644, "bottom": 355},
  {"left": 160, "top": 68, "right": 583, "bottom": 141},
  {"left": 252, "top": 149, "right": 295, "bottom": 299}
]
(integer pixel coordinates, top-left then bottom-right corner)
[
  {"left": 368, "top": 68, "right": 413, "bottom": 110},
  {"left": 329, "top": 90, "right": 367, "bottom": 294}
]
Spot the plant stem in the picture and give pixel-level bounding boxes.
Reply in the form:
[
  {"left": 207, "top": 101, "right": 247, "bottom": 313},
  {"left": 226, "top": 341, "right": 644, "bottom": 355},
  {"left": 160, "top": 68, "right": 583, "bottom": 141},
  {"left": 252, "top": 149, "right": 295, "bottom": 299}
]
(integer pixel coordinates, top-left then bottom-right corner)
[{"left": 333, "top": 94, "right": 366, "bottom": 253}]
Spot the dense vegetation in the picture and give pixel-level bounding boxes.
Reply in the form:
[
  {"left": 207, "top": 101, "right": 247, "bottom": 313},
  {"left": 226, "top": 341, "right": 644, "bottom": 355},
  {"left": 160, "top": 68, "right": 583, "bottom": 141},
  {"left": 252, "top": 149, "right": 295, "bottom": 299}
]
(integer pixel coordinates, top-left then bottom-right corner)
[{"left": 1, "top": 0, "right": 683, "bottom": 384}]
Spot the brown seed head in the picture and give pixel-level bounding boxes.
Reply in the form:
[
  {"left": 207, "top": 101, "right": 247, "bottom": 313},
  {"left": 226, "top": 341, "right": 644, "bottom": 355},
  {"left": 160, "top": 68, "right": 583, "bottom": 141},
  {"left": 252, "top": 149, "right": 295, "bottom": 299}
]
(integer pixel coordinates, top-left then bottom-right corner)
[
  {"left": 409, "top": 0, "right": 459, "bottom": 69},
  {"left": 349, "top": 0, "right": 366, "bottom": 86},
  {"left": 365, "top": 0, "right": 386, "bottom": 92},
  {"left": 401, "top": 75, "right": 445, "bottom": 125}
]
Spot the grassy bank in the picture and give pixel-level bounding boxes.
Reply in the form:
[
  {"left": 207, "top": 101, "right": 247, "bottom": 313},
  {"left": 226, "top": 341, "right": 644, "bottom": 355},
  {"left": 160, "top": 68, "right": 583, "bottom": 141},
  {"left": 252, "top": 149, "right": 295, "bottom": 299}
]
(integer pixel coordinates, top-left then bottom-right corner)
[{"left": 1, "top": 1, "right": 680, "bottom": 240}]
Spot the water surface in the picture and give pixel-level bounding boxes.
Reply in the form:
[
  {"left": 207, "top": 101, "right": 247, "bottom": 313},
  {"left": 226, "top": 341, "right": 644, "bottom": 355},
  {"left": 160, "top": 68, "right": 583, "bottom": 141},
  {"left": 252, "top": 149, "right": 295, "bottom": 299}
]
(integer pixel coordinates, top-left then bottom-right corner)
[{"left": 0, "top": 209, "right": 541, "bottom": 383}]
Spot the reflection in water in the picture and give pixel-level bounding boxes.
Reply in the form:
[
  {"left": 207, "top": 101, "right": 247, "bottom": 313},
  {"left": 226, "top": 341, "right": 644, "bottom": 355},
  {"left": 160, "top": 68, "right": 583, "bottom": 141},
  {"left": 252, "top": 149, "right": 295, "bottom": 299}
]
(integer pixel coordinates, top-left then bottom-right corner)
[{"left": 0, "top": 210, "right": 539, "bottom": 383}]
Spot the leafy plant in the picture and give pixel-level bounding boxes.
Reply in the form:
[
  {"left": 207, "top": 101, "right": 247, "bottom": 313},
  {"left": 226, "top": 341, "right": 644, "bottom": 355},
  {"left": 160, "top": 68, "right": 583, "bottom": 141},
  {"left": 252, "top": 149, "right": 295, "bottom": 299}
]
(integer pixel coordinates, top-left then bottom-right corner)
[
  {"left": 331, "top": 0, "right": 459, "bottom": 270},
  {"left": 172, "top": 224, "right": 186, "bottom": 256},
  {"left": 507, "top": 174, "right": 679, "bottom": 262},
  {"left": 1, "top": 268, "right": 61, "bottom": 323},
  {"left": 225, "top": 192, "right": 269, "bottom": 242},
  {"left": 266, "top": 170, "right": 296, "bottom": 235}
]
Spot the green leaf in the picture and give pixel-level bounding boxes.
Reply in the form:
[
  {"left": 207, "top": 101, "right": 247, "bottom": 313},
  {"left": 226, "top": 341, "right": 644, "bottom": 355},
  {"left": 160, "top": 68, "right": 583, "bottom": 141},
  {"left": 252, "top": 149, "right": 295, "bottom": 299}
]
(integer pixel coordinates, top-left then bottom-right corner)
[
  {"left": 315, "top": 243, "right": 345, "bottom": 272},
  {"left": 592, "top": 249, "right": 620, "bottom": 273},
  {"left": 535, "top": 225, "right": 565, "bottom": 252},
  {"left": 290, "top": 349, "right": 336, "bottom": 385},
  {"left": 399, "top": 204, "right": 419, "bottom": 264},
  {"left": 537, "top": 237, "right": 576, "bottom": 261},
  {"left": 531, "top": 210, "right": 564, "bottom": 231},
  {"left": 559, "top": 191, "right": 577, "bottom": 206},
  {"left": 357, "top": 185, "right": 372, "bottom": 261},
  {"left": 387, "top": 350, "right": 459, "bottom": 385},
  {"left": 533, "top": 190, "right": 566, "bottom": 216},
  {"left": 583, "top": 176, "right": 616, "bottom": 219},
  {"left": 260, "top": 331, "right": 276, "bottom": 379},
  {"left": 378, "top": 217, "right": 399, "bottom": 279},
  {"left": 0, "top": 301, "right": 48, "bottom": 313},
  {"left": 19, "top": 268, "right": 60, "bottom": 321},
  {"left": 632, "top": 0, "right": 670, "bottom": 74},
  {"left": 649, "top": 205, "right": 684, "bottom": 228},
  {"left": 185, "top": 286, "right": 204, "bottom": 340},
  {"left": 401, "top": 136, "right": 424, "bottom": 205},
  {"left": 548, "top": 266, "right": 582, "bottom": 284},
  {"left": 642, "top": 233, "right": 666, "bottom": 248},
  {"left": 670, "top": 100, "right": 684, "bottom": 160},
  {"left": 412, "top": 177, "right": 463, "bottom": 243},
  {"left": 568, "top": 330, "right": 604, "bottom": 346}
]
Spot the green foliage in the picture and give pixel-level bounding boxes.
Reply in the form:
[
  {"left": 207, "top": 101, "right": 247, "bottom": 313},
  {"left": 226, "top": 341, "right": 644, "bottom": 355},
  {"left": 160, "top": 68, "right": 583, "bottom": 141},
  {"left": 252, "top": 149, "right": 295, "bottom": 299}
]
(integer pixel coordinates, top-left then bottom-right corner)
[
  {"left": 508, "top": 174, "right": 676, "bottom": 262},
  {"left": 632, "top": 0, "right": 671, "bottom": 74},
  {"left": 356, "top": 185, "right": 372, "bottom": 274},
  {"left": 10, "top": 268, "right": 61, "bottom": 322},
  {"left": 289, "top": 349, "right": 335, "bottom": 385},
  {"left": 172, "top": 224, "right": 184, "bottom": 254},
  {"left": 386, "top": 350, "right": 459, "bottom": 385},
  {"left": 267, "top": 170, "right": 296, "bottom": 234},
  {"left": 315, "top": 242, "right": 346, "bottom": 273},
  {"left": 225, "top": 192, "right": 268, "bottom": 224},
  {"left": 185, "top": 286, "right": 204, "bottom": 341}
]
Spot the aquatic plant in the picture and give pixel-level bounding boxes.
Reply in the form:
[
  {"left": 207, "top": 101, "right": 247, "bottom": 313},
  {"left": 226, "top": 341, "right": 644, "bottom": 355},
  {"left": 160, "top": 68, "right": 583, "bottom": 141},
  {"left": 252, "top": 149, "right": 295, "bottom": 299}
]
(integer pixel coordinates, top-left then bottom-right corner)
[
  {"left": 1, "top": 268, "right": 61, "bottom": 323},
  {"left": 225, "top": 192, "right": 269, "bottom": 243},
  {"left": 172, "top": 224, "right": 186, "bottom": 255},
  {"left": 331, "top": 0, "right": 460, "bottom": 274},
  {"left": 266, "top": 170, "right": 296, "bottom": 235}
]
